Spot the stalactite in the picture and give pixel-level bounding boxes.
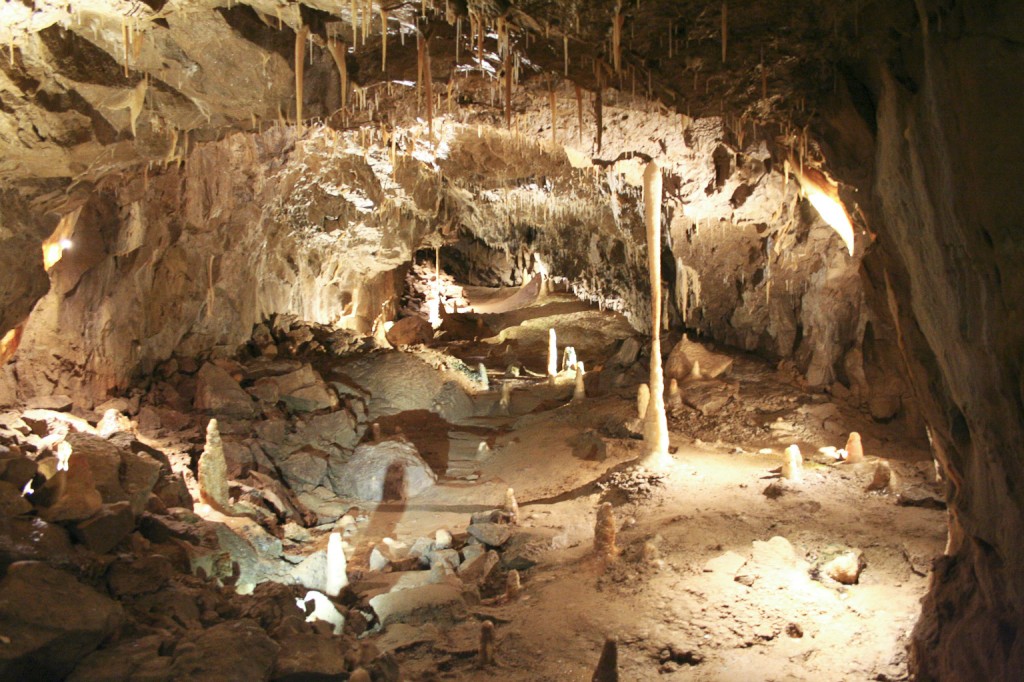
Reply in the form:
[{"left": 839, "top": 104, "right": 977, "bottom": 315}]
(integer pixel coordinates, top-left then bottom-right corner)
[
  {"left": 643, "top": 161, "right": 669, "bottom": 466},
  {"left": 416, "top": 34, "right": 424, "bottom": 113},
  {"left": 329, "top": 38, "right": 350, "bottom": 109},
  {"left": 121, "top": 18, "right": 130, "bottom": 77},
  {"left": 563, "top": 34, "right": 569, "bottom": 76},
  {"left": 550, "top": 88, "right": 558, "bottom": 145},
  {"left": 295, "top": 25, "right": 309, "bottom": 130},
  {"left": 594, "top": 72, "right": 603, "bottom": 152},
  {"left": 721, "top": 1, "right": 728, "bottom": 63},
  {"left": 350, "top": 0, "right": 358, "bottom": 45},
  {"left": 575, "top": 84, "right": 583, "bottom": 144},
  {"left": 425, "top": 38, "right": 434, "bottom": 144},
  {"left": 362, "top": 0, "right": 371, "bottom": 47},
  {"left": 476, "top": 14, "right": 484, "bottom": 65},
  {"left": 380, "top": 9, "right": 388, "bottom": 71},
  {"left": 504, "top": 51, "right": 512, "bottom": 129},
  {"left": 612, "top": 3, "right": 624, "bottom": 74}
]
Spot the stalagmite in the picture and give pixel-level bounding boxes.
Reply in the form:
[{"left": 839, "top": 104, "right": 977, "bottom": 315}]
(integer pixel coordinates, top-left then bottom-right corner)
[
  {"left": 479, "top": 620, "right": 496, "bottom": 666},
  {"left": 782, "top": 444, "right": 803, "bottom": 481},
  {"left": 637, "top": 383, "right": 650, "bottom": 420},
  {"left": 198, "top": 419, "right": 231, "bottom": 511},
  {"left": 350, "top": 669, "right": 371, "bottom": 682},
  {"left": 866, "top": 461, "right": 893, "bottom": 491},
  {"left": 592, "top": 637, "right": 619, "bottom": 682},
  {"left": 477, "top": 362, "right": 489, "bottom": 389},
  {"left": 547, "top": 328, "right": 558, "bottom": 377},
  {"left": 643, "top": 162, "right": 670, "bottom": 466},
  {"left": 573, "top": 362, "right": 587, "bottom": 401},
  {"left": 845, "top": 431, "right": 864, "bottom": 463},
  {"left": 688, "top": 360, "right": 702, "bottom": 381},
  {"left": 325, "top": 532, "right": 348, "bottom": 596},
  {"left": 506, "top": 569, "right": 521, "bottom": 599},
  {"left": 504, "top": 487, "right": 519, "bottom": 524},
  {"left": 668, "top": 378, "right": 680, "bottom": 400},
  {"left": 594, "top": 502, "right": 618, "bottom": 558},
  {"left": 295, "top": 25, "right": 309, "bottom": 130},
  {"left": 562, "top": 346, "right": 578, "bottom": 372},
  {"left": 499, "top": 382, "right": 512, "bottom": 415}
]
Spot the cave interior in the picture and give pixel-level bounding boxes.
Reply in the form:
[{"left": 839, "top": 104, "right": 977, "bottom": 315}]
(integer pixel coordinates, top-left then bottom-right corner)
[{"left": 0, "top": 0, "right": 1021, "bottom": 680}]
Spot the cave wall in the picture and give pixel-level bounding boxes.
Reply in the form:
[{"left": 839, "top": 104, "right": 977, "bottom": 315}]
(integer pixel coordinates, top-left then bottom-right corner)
[
  {"left": 0, "top": 127, "right": 437, "bottom": 407},
  {"left": 836, "top": 1, "right": 1024, "bottom": 678}
]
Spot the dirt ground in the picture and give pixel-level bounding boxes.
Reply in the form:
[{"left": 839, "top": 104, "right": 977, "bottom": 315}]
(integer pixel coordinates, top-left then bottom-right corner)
[{"left": 337, "top": 284, "right": 948, "bottom": 681}]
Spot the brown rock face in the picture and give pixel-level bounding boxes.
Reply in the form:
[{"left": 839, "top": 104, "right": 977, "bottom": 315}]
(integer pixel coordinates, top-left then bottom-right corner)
[{"left": 833, "top": 2, "right": 1024, "bottom": 678}]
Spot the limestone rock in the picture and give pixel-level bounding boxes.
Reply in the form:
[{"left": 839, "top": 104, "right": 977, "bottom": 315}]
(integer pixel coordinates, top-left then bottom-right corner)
[
  {"left": 40, "top": 454, "right": 103, "bottom": 522},
  {"left": 168, "top": 619, "right": 279, "bottom": 680},
  {"left": 823, "top": 550, "right": 866, "bottom": 585},
  {"left": 0, "top": 517, "right": 74, "bottom": 570},
  {"left": 0, "top": 480, "right": 32, "bottom": 516},
  {"left": 386, "top": 315, "right": 434, "bottom": 347},
  {"left": 467, "top": 522, "right": 513, "bottom": 548},
  {"left": 0, "top": 562, "right": 124, "bottom": 680},
  {"left": 369, "top": 583, "right": 467, "bottom": 627},
  {"left": 704, "top": 551, "right": 748, "bottom": 575},
  {"left": 254, "top": 365, "right": 338, "bottom": 413},
  {"left": 194, "top": 362, "right": 257, "bottom": 418},
  {"left": 278, "top": 447, "right": 329, "bottom": 492},
  {"left": 71, "top": 501, "right": 134, "bottom": 554},
  {"left": 666, "top": 337, "right": 733, "bottom": 380},
  {"left": 273, "top": 633, "right": 349, "bottom": 681},
  {"left": 330, "top": 440, "right": 437, "bottom": 501},
  {"left": 106, "top": 555, "right": 176, "bottom": 597},
  {"left": 297, "top": 591, "right": 345, "bottom": 634}
]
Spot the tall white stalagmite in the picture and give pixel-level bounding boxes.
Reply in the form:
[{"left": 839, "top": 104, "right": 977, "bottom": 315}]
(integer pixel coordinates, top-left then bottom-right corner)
[
  {"left": 643, "top": 161, "right": 670, "bottom": 466},
  {"left": 573, "top": 362, "right": 586, "bottom": 401},
  {"left": 547, "top": 328, "right": 558, "bottom": 377},
  {"left": 325, "top": 532, "right": 348, "bottom": 596}
]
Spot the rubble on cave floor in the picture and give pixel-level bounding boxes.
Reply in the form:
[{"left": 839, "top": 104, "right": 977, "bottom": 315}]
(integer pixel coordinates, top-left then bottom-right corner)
[{"left": 0, "top": 292, "right": 945, "bottom": 681}]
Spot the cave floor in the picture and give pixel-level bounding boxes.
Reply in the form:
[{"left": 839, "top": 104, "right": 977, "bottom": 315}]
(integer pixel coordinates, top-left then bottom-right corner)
[{"left": 326, "top": 287, "right": 947, "bottom": 681}]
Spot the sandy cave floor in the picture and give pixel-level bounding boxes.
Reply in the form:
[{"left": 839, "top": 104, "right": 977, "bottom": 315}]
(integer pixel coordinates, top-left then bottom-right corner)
[
  {"left": 117, "top": 282, "right": 950, "bottom": 681},
  {"left": 306, "top": 285, "right": 948, "bottom": 681}
]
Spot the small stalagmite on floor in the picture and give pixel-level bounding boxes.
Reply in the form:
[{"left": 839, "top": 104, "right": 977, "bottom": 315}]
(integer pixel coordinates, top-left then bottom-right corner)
[
  {"left": 479, "top": 620, "right": 497, "bottom": 667},
  {"left": 594, "top": 502, "right": 618, "bottom": 558},
  {"left": 845, "top": 431, "right": 864, "bottom": 462},
  {"left": 325, "top": 531, "right": 348, "bottom": 596},
  {"left": 506, "top": 569, "right": 521, "bottom": 600},
  {"left": 637, "top": 383, "right": 650, "bottom": 420},
  {"left": 782, "top": 444, "right": 803, "bottom": 481},
  {"left": 198, "top": 418, "right": 231, "bottom": 511},
  {"left": 504, "top": 487, "right": 519, "bottom": 525},
  {"left": 592, "top": 637, "right": 619, "bottom": 682},
  {"left": 349, "top": 668, "right": 371, "bottom": 682},
  {"left": 547, "top": 328, "right": 558, "bottom": 377},
  {"left": 573, "top": 362, "right": 586, "bottom": 401}
]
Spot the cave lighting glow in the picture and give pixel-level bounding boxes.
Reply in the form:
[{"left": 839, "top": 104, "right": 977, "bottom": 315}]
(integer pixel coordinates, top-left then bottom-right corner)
[{"left": 797, "top": 168, "right": 856, "bottom": 256}]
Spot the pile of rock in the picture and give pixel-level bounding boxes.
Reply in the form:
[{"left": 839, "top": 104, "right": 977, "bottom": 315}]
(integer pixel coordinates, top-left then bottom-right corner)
[{"left": 0, "top": 404, "right": 398, "bottom": 680}]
